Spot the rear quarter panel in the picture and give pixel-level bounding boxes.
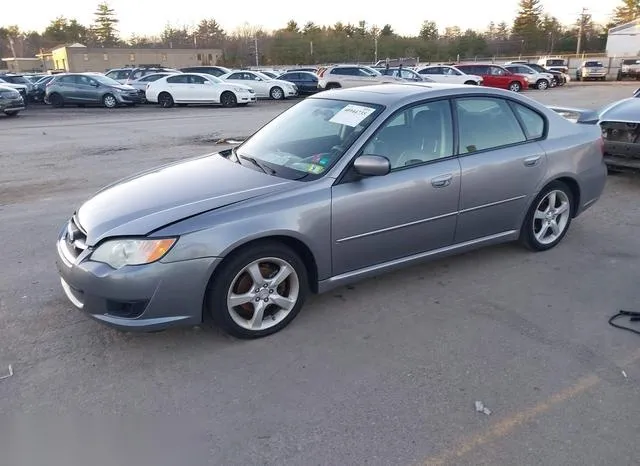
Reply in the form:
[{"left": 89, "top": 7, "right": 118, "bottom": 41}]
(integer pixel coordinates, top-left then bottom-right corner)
[{"left": 537, "top": 113, "right": 606, "bottom": 215}]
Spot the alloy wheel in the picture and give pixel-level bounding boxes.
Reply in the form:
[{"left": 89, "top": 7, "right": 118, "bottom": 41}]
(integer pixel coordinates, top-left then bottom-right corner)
[
  {"left": 532, "top": 190, "right": 571, "bottom": 245},
  {"left": 226, "top": 257, "right": 300, "bottom": 331}
]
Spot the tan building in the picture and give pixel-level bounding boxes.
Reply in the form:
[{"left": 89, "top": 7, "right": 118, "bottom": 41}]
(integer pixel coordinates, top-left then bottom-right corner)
[
  {"left": 50, "top": 43, "right": 223, "bottom": 73},
  {"left": 1, "top": 57, "right": 50, "bottom": 73}
]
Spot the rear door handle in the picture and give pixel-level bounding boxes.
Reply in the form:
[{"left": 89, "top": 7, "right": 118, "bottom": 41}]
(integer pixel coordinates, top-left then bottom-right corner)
[
  {"left": 431, "top": 174, "right": 453, "bottom": 188},
  {"left": 524, "top": 155, "right": 541, "bottom": 166}
]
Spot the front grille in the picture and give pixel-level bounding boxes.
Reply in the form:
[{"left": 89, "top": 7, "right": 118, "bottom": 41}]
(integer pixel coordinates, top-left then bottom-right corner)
[{"left": 64, "top": 215, "right": 88, "bottom": 260}]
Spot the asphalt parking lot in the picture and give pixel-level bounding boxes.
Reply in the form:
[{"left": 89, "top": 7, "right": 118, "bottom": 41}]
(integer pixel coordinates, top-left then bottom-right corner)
[{"left": 1, "top": 82, "right": 640, "bottom": 465}]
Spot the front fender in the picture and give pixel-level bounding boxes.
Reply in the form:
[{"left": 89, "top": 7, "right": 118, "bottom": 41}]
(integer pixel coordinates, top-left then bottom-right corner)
[{"left": 154, "top": 181, "right": 333, "bottom": 280}]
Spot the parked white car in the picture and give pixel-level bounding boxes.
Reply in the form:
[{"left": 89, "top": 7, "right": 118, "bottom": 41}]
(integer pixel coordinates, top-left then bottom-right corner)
[
  {"left": 145, "top": 73, "right": 256, "bottom": 108},
  {"left": 129, "top": 72, "right": 178, "bottom": 101},
  {"left": 503, "top": 64, "right": 554, "bottom": 90},
  {"left": 415, "top": 65, "right": 483, "bottom": 85},
  {"left": 219, "top": 70, "right": 298, "bottom": 100},
  {"left": 317, "top": 65, "right": 404, "bottom": 90}
]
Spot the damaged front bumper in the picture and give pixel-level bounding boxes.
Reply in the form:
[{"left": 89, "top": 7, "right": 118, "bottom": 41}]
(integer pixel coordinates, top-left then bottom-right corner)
[{"left": 602, "top": 121, "right": 640, "bottom": 171}]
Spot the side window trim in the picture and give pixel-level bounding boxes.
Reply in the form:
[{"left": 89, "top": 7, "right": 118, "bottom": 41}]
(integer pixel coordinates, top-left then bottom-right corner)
[{"left": 506, "top": 100, "right": 548, "bottom": 141}]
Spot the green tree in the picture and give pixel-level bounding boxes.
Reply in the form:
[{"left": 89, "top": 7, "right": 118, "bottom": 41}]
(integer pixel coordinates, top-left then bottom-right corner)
[
  {"left": 380, "top": 24, "right": 394, "bottom": 36},
  {"left": 284, "top": 20, "right": 299, "bottom": 33},
  {"left": 302, "top": 21, "right": 320, "bottom": 35},
  {"left": 512, "top": 0, "right": 543, "bottom": 52},
  {"left": 612, "top": 0, "right": 640, "bottom": 26},
  {"left": 92, "top": 2, "right": 119, "bottom": 46},
  {"left": 419, "top": 21, "right": 438, "bottom": 40},
  {"left": 496, "top": 21, "right": 510, "bottom": 40},
  {"left": 161, "top": 24, "right": 193, "bottom": 47},
  {"left": 43, "top": 17, "right": 88, "bottom": 45},
  {"left": 195, "top": 19, "right": 226, "bottom": 47}
]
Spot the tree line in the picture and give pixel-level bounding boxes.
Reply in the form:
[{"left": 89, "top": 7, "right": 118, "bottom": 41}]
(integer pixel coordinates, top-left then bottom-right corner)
[{"left": 1, "top": 0, "right": 637, "bottom": 67}]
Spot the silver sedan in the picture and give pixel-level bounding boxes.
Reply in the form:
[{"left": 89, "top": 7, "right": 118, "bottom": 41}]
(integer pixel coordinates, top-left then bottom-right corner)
[{"left": 56, "top": 83, "right": 606, "bottom": 338}]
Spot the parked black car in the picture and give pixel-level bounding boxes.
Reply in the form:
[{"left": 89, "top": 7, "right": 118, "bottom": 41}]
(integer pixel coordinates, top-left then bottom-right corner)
[
  {"left": 32, "top": 75, "right": 56, "bottom": 102},
  {"left": 276, "top": 71, "right": 319, "bottom": 94}
]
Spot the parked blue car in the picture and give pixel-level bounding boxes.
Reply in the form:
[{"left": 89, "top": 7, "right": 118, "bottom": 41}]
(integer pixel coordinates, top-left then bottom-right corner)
[{"left": 276, "top": 71, "right": 319, "bottom": 94}]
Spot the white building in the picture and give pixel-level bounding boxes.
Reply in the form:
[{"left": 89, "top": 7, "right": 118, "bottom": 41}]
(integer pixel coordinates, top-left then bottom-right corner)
[{"left": 606, "top": 19, "right": 640, "bottom": 57}]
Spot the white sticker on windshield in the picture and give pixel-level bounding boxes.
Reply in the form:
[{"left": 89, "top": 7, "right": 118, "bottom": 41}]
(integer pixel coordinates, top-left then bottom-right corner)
[{"left": 329, "top": 104, "right": 376, "bottom": 127}]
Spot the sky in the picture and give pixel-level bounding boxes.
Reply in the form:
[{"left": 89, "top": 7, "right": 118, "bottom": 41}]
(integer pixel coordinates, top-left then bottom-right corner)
[{"left": 3, "top": 0, "right": 615, "bottom": 38}]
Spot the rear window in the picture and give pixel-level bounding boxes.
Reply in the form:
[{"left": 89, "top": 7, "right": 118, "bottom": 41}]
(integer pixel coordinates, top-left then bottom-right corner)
[
  {"left": 623, "top": 59, "right": 640, "bottom": 65},
  {"left": 546, "top": 60, "right": 565, "bottom": 66},
  {"left": 584, "top": 61, "right": 603, "bottom": 67}
]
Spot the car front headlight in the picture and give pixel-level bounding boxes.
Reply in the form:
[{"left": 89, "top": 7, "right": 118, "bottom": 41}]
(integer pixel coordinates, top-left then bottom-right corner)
[
  {"left": 233, "top": 87, "right": 247, "bottom": 93},
  {"left": 91, "top": 238, "right": 177, "bottom": 269}
]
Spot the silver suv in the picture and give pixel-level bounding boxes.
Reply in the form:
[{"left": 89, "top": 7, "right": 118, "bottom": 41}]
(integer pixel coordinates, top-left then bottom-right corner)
[
  {"left": 576, "top": 61, "right": 607, "bottom": 81},
  {"left": 105, "top": 67, "right": 180, "bottom": 84},
  {"left": 317, "top": 65, "right": 404, "bottom": 90}
]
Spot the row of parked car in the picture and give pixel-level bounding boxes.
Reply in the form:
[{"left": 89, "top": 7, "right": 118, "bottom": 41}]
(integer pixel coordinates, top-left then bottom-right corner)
[{"left": 0, "top": 58, "right": 599, "bottom": 115}]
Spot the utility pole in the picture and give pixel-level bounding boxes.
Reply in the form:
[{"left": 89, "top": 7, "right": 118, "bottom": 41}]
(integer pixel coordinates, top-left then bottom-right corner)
[
  {"left": 576, "top": 7, "right": 588, "bottom": 56},
  {"left": 254, "top": 36, "right": 259, "bottom": 67},
  {"left": 374, "top": 36, "right": 378, "bottom": 64}
]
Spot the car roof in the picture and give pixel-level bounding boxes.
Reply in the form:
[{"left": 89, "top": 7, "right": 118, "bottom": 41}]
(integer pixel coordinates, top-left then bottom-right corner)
[{"left": 310, "top": 82, "right": 521, "bottom": 107}]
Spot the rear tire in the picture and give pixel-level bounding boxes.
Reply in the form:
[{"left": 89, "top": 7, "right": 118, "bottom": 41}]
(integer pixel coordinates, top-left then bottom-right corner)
[
  {"left": 520, "top": 180, "right": 574, "bottom": 252},
  {"left": 5, "top": 111, "right": 19, "bottom": 117},
  {"left": 325, "top": 83, "right": 341, "bottom": 90},
  {"left": 158, "top": 92, "right": 174, "bottom": 108},
  {"left": 464, "top": 80, "right": 478, "bottom": 85},
  {"left": 508, "top": 81, "right": 522, "bottom": 92},
  {"left": 206, "top": 241, "right": 309, "bottom": 339}
]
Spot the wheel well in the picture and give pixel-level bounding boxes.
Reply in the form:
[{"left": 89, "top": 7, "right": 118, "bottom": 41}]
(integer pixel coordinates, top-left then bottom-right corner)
[
  {"left": 555, "top": 177, "right": 581, "bottom": 216},
  {"left": 209, "top": 236, "right": 320, "bottom": 295},
  {"left": 326, "top": 82, "right": 341, "bottom": 88}
]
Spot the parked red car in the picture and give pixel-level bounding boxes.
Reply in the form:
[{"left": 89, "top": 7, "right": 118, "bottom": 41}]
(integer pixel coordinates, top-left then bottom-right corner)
[{"left": 454, "top": 63, "right": 528, "bottom": 92}]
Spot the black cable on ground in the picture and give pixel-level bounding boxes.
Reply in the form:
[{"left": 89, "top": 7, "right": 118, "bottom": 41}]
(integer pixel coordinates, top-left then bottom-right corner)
[{"left": 608, "top": 310, "right": 640, "bottom": 336}]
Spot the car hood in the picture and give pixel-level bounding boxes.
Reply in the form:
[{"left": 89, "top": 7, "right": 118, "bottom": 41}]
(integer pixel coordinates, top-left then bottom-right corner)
[
  {"left": 111, "top": 84, "right": 136, "bottom": 91},
  {"left": 598, "top": 98, "right": 640, "bottom": 123},
  {"left": 76, "top": 153, "right": 296, "bottom": 246}
]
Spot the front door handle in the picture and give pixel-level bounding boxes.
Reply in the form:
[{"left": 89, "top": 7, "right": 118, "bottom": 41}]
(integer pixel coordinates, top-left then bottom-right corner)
[
  {"left": 524, "top": 155, "right": 541, "bottom": 166},
  {"left": 431, "top": 174, "right": 453, "bottom": 188}
]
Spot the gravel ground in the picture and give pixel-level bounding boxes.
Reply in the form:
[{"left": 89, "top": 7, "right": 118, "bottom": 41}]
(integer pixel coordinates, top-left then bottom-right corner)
[{"left": 1, "top": 82, "right": 639, "bottom": 466}]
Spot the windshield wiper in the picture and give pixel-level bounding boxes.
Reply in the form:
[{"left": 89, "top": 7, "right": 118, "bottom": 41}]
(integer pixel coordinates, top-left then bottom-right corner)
[{"left": 238, "top": 154, "right": 276, "bottom": 175}]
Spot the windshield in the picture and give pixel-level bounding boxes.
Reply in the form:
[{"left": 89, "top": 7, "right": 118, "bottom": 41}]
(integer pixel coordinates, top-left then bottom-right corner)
[
  {"left": 585, "top": 61, "right": 603, "bottom": 67},
  {"left": 93, "top": 74, "right": 124, "bottom": 86},
  {"left": 235, "top": 98, "right": 383, "bottom": 180},
  {"left": 254, "top": 71, "right": 273, "bottom": 80},
  {"left": 205, "top": 74, "right": 223, "bottom": 83},
  {"left": 360, "top": 66, "right": 381, "bottom": 76},
  {"left": 546, "top": 60, "right": 566, "bottom": 66}
]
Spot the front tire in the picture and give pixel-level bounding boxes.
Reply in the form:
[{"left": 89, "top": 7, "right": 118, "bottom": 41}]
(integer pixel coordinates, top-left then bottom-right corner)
[
  {"left": 220, "top": 91, "right": 238, "bottom": 108},
  {"left": 536, "top": 79, "right": 549, "bottom": 90},
  {"left": 5, "top": 111, "right": 19, "bottom": 117},
  {"left": 207, "top": 242, "right": 309, "bottom": 339},
  {"left": 49, "top": 93, "right": 64, "bottom": 108},
  {"left": 464, "top": 80, "right": 478, "bottom": 85},
  {"left": 520, "top": 181, "right": 574, "bottom": 251},
  {"left": 270, "top": 86, "right": 284, "bottom": 100},
  {"left": 102, "top": 93, "right": 117, "bottom": 108}
]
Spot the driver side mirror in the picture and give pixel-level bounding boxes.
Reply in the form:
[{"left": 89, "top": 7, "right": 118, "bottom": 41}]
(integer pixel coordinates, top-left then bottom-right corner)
[{"left": 353, "top": 155, "right": 390, "bottom": 177}]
